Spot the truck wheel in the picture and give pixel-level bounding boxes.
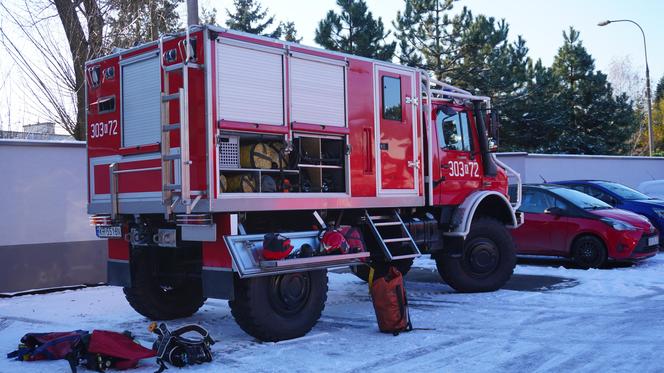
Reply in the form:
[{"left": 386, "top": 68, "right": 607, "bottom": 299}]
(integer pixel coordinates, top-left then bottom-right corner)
[
  {"left": 350, "top": 259, "right": 413, "bottom": 282},
  {"left": 572, "top": 235, "right": 607, "bottom": 269},
  {"left": 229, "top": 270, "right": 328, "bottom": 342},
  {"left": 436, "top": 217, "right": 515, "bottom": 293},
  {"left": 123, "top": 247, "right": 205, "bottom": 320}
]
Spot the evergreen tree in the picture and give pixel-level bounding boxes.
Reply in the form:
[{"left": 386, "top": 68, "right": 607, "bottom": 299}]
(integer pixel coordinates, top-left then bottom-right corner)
[
  {"left": 106, "top": 0, "right": 182, "bottom": 49},
  {"left": 201, "top": 7, "right": 218, "bottom": 25},
  {"left": 225, "top": 0, "right": 282, "bottom": 38},
  {"left": 655, "top": 75, "right": 664, "bottom": 103},
  {"left": 315, "top": 0, "right": 396, "bottom": 61},
  {"left": 550, "top": 28, "right": 637, "bottom": 154},
  {"left": 393, "top": 0, "right": 456, "bottom": 75},
  {"left": 281, "top": 21, "right": 302, "bottom": 43}
]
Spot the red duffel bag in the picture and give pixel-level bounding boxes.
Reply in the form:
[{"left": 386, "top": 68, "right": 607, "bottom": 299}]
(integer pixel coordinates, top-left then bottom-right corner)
[{"left": 368, "top": 266, "right": 413, "bottom": 335}]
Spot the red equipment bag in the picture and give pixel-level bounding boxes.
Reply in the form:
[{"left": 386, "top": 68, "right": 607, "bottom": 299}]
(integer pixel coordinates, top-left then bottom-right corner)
[
  {"left": 368, "top": 266, "right": 413, "bottom": 335},
  {"left": 7, "top": 329, "right": 156, "bottom": 372},
  {"left": 86, "top": 330, "right": 156, "bottom": 370}
]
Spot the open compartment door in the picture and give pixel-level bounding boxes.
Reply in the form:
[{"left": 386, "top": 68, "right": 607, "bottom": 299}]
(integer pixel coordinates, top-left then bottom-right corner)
[{"left": 224, "top": 231, "right": 369, "bottom": 278}]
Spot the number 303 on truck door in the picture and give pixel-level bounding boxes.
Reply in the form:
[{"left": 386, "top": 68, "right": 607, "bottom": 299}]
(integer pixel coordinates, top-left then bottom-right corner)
[
  {"left": 447, "top": 160, "right": 479, "bottom": 178},
  {"left": 90, "top": 120, "right": 118, "bottom": 139}
]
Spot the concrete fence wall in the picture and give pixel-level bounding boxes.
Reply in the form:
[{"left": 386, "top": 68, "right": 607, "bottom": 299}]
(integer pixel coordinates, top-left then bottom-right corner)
[
  {"left": 496, "top": 153, "right": 664, "bottom": 189},
  {"left": 0, "top": 140, "right": 105, "bottom": 293}
]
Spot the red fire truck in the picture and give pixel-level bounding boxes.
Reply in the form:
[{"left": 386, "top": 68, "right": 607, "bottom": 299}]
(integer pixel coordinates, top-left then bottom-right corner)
[{"left": 86, "top": 25, "right": 522, "bottom": 342}]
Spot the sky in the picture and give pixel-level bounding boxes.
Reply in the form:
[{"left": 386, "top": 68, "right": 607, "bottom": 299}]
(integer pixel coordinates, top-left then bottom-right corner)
[{"left": 1, "top": 0, "right": 663, "bottom": 131}]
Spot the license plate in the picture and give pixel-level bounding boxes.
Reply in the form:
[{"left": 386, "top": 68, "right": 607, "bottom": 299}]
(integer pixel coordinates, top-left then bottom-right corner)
[
  {"left": 649, "top": 236, "right": 660, "bottom": 247},
  {"left": 96, "top": 225, "right": 122, "bottom": 238}
]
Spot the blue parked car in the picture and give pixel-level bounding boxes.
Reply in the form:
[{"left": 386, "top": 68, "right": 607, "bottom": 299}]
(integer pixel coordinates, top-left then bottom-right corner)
[{"left": 555, "top": 180, "right": 664, "bottom": 242}]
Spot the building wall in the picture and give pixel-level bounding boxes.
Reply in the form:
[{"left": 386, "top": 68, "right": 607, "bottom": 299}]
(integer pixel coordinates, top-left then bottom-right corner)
[
  {"left": 0, "top": 140, "right": 105, "bottom": 293},
  {"left": 497, "top": 152, "right": 664, "bottom": 188}
]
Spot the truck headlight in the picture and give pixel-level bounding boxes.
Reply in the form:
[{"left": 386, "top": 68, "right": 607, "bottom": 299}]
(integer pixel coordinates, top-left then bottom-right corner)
[{"left": 601, "top": 217, "right": 637, "bottom": 231}]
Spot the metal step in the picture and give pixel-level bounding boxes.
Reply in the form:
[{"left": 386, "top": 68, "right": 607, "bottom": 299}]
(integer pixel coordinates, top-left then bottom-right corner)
[
  {"left": 383, "top": 238, "right": 412, "bottom": 243},
  {"left": 391, "top": 254, "right": 421, "bottom": 260},
  {"left": 374, "top": 222, "right": 401, "bottom": 227},
  {"left": 162, "top": 123, "right": 180, "bottom": 132}
]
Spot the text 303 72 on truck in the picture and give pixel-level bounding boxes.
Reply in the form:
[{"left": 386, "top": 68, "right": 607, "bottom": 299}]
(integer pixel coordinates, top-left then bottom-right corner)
[{"left": 86, "top": 24, "right": 523, "bottom": 342}]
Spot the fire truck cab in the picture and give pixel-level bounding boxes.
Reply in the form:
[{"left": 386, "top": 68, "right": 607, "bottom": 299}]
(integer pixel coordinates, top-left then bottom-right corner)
[{"left": 86, "top": 25, "right": 522, "bottom": 342}]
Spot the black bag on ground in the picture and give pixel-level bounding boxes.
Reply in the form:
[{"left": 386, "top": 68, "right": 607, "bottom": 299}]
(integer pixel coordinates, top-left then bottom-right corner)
[{"left": 150, "top": 322, "right": 214, "bottom": 372}]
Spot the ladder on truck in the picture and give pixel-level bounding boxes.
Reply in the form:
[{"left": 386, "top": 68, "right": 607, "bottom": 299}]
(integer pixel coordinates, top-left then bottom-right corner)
[
  {"left": 158, "top": 28, "right": 204, "bottom": 218},
  {"left": 364, "top": 209, "right": 421, "bottom": 261}
]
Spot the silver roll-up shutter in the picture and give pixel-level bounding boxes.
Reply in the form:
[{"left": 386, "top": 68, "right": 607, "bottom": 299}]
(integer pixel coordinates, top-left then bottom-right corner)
[
  {"left": 217, "top": 42, "right": 284, "bottom": 126},
  {"left": 290, "top": 56, "right": 346, "bottom": 127},
  {"left": 122, "top": 55, "right": 161, "bottom": 147}
]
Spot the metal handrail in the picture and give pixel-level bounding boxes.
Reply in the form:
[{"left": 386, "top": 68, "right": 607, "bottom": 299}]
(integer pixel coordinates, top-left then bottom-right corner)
[
  {"left": 493, "top": 155, "right": 522, "bottom": 211},
  {"left": 112, "top": 166, "right": 162, "bottom": 174}
]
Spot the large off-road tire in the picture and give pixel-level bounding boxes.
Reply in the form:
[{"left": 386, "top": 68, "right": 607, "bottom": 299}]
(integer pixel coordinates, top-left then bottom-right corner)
[
  {"left": 350, "top": 259, "right": 414, "bottom": 282},
  {"left": 229, "top": 270, "right": 328, "bottom": 342},
  {"left": 436, "top": 217, "right": 516, "bottom": 293},
  {"left": 123, "top": 246, "right": 206, "bottom": 320},
  {"left": 572, "top": 235, "right": 607, "bottom": 269}
]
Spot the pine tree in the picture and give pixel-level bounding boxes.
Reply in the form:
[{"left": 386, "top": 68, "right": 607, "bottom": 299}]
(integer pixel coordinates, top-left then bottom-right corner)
[
  {"left": 315, "top": 0, "right": 396, "bottom": 61},
  {"left": 655, "top": 75, "right": 664, "bottom": 103},
  {"left": 393, "top": 0, "right": 456, "bottom": 75},
  {"left": 106, "top": 0, "right": 182, "bottom": 49},
  {"left": 281, "top": 21, "right": 302, "bottom": 43},
  {"left": 225, "top": 0, "right": 282, "bottom": 38},
  {"left": 550, "top": 28, "right": 638, "bottom": 154}
]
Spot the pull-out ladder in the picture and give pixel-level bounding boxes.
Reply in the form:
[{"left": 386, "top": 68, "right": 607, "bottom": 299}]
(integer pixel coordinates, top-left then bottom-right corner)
[
  {"left": 158, "top": 29, "right": 204, "bottom": 218},
  {"left": 364, "top": 209, "right": 421, "bottom": 261}
]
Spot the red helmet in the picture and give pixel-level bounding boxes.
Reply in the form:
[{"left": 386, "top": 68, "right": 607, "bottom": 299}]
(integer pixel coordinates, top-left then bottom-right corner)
[
  {"left": 319, "top": 229, "right": 350, "bottom": 255},
  {"left": 262, "top": 233, "right": 293, "bottom": 260}
]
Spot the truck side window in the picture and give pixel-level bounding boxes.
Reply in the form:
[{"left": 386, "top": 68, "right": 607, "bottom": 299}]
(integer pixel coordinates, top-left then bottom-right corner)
[
  {"left": 382, "top": 76, "right": 402, "bottom": 121},
  {"left": 436, "top": 109, "right": 473, "bottom": 152}
]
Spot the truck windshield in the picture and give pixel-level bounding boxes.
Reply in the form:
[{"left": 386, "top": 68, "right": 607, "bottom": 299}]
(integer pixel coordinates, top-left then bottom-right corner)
[
  {"left": 550, "top": 187, "right": 611, "bottom": 210},
  {"left": 594, "top": 181, "right": 651, "bottom": 201}
]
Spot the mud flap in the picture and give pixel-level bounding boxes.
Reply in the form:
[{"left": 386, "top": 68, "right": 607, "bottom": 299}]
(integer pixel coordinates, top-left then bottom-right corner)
[
  {"left": 107, "top": 260, "right": 131, "bottom": 287},
  {"left": 202, "top": 268, "right": 235, "bottom": 300}
]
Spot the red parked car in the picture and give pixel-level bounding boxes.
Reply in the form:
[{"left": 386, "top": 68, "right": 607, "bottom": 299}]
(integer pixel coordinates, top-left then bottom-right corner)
[{"left": 511, "top": 184, "right": 659, "bottom": 268}]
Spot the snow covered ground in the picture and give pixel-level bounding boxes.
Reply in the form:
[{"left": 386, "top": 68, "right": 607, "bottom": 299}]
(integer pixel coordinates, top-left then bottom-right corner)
[{"left": 2, "top": 255, "right": 664, "bottom": 373}]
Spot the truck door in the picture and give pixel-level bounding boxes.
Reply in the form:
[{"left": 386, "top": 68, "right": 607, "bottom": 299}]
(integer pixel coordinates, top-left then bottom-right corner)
[
  {"left": 376, "top": 67, "right": 418, "bottom": 194},
  {"left": 433, "top": 105, "right": 483, "bottom": 204}
]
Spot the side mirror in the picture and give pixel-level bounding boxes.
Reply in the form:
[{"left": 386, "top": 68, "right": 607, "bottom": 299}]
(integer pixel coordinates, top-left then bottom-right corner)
[
  {"left": 545, "top": 207, "right": 564, "bottom": 215},
  {"left": 488, "top": 137, "right": 498, "bottom": 152}
]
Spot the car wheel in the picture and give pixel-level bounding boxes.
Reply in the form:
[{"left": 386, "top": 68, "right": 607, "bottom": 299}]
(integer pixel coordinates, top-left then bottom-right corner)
[{"left": 572, "top": 235, "right": 607, "bottom": 269}]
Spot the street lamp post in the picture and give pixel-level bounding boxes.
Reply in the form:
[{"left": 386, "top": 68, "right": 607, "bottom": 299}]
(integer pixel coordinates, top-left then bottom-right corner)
[{"left": 598, "top": 19, "right": 654, "bottom": 157}]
